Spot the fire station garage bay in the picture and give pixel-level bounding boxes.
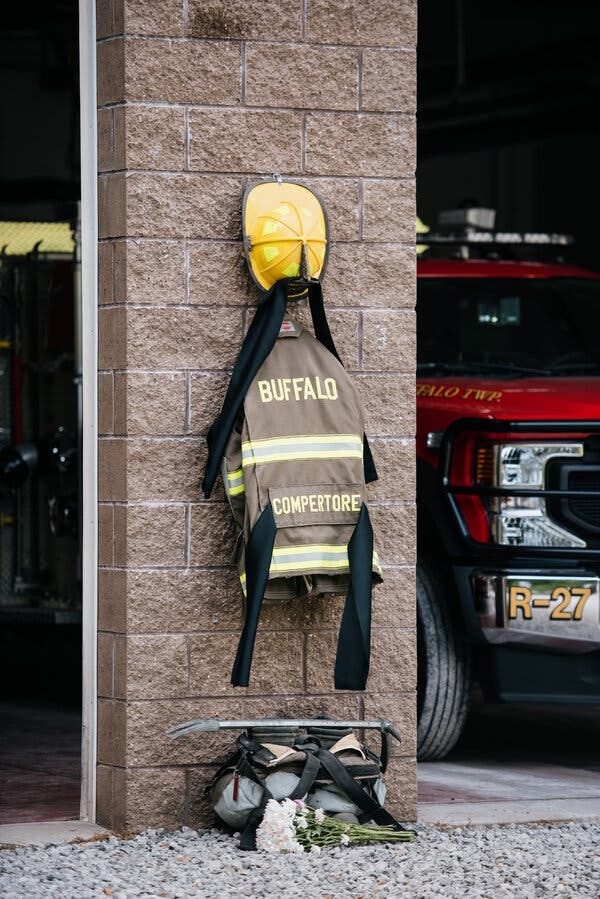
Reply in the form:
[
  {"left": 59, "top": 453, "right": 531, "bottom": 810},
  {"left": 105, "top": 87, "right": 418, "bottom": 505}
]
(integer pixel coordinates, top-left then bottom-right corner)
[{"left": 415, "top": 0, "right": 600, "bottom": 805}]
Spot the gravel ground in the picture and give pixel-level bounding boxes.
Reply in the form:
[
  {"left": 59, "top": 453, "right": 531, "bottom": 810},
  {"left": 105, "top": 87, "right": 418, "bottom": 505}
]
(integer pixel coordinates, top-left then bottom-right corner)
[{"left": 1, "top": 820, "right": 599, "bottom": 898}]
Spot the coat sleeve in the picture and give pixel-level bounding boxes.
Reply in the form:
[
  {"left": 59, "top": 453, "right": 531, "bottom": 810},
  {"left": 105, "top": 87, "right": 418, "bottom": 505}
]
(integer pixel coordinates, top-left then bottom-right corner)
[{"left": 222, "top": 417, "right": 246, "bottom": 530}]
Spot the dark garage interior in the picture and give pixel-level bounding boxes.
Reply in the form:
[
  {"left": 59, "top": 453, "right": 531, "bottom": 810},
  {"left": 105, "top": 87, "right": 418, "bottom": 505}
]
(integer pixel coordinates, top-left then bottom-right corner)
[
  {"left": 418, "top": 0, "right": 600, "bottom": 272},
  {"left": 0, "top": 1, "right": 81, "bottom": 824}
]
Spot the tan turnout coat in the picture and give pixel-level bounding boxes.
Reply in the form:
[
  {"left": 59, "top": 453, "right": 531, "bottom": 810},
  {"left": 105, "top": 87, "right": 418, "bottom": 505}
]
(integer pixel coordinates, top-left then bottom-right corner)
[{"left": 223, "top": 317, "right": 382, "bottom": 601}]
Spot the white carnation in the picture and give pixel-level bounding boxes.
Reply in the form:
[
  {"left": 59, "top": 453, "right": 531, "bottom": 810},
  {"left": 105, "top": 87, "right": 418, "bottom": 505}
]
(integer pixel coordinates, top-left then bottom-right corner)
[{"left": 257, "top": 799, "right": 305, "bottom": 854}]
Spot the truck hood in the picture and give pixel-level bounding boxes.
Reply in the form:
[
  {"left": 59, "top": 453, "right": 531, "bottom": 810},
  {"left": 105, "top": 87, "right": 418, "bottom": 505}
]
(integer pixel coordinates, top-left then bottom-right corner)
[{"left": 417, "top": 376, "right": 600, "bottom": 422}]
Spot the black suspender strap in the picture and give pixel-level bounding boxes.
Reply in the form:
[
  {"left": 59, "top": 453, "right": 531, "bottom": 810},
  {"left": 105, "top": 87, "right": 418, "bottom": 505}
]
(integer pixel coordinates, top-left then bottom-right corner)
[
  {"left": 307, "top": 279, "right": 341, "bottom": 361},
  {"left": 307, "top": 281, "right": 378, "bottom": 484},
  {"left": 231, "top": 504, "right": 277, "bottom": 687},
  {"left": 361, "top": 437, "right": 379, "bottom": 485},
  {"left": 203, "top": 280, "right": 289, "bottom": 498},
  {"left": 334, "top": 503, "right": 373, "bottom": 691}
]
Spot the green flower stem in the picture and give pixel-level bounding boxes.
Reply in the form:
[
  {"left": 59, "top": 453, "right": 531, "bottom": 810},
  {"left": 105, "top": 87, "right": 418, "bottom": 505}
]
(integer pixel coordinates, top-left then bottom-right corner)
[{"left": 292, "top": 808, "right": 416, "bottom": 848}]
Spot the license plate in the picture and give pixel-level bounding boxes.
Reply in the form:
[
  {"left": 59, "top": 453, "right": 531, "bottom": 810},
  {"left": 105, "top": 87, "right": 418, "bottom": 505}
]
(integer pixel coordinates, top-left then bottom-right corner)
[{"left": 503, "top": 575, "right": 600, "bottom": 642}]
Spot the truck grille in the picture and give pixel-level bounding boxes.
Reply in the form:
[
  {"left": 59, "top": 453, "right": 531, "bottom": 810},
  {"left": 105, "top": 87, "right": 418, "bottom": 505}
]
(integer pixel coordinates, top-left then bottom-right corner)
[{"left": 561, "top": 468, "right": 600, "bottom": 534}]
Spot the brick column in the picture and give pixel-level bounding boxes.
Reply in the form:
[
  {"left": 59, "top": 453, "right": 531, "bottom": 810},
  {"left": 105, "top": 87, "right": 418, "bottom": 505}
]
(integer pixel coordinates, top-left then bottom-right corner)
[{"left": 96, "top": 0, "right": 417, "bottom": 830}]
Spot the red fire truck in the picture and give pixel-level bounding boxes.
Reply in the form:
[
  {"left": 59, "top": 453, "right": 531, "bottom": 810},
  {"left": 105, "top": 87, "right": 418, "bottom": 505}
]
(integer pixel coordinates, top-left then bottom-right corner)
[{"left": 416, "top": 215, "right": 600, "bottom": 759}]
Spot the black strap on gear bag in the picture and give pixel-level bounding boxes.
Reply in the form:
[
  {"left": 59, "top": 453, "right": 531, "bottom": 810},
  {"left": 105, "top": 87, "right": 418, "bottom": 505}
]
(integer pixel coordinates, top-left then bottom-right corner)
[{"left": 206, "top": 728, "right": 416, "bottom": 851}]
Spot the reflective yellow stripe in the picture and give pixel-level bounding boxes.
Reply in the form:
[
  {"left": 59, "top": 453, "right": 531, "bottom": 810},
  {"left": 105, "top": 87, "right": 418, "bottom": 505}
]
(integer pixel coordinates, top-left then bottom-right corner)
[
  {"left": 226, "top": 467, "right": 245, "bottom": 496},
  {"left": 271, "top": 558, "right": 348, "bottom": 573},
  {"left": 238, "top": 547, "right": 381, "bottom": 582},
  {"left": 242, "top": 434, "right": 363, "bottom": 468}
]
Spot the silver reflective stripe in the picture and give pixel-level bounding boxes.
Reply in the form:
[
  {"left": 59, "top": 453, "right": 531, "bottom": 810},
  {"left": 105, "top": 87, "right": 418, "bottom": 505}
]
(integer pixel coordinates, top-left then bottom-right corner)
[{"left": 272, "top": 545, "right": 348, "bottom": 564}]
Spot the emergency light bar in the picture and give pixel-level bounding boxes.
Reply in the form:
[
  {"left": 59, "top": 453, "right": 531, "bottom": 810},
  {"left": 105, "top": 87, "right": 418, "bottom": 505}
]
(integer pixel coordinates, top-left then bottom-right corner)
[{"left": 417, "top": 231, "right": 573, "bottom": 247}]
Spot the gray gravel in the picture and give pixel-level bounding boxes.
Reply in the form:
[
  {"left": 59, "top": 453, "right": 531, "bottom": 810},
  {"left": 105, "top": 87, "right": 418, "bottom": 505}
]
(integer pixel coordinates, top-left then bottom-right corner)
[{"left": 1, "top": 820, "right": 599, "bottom": 898}]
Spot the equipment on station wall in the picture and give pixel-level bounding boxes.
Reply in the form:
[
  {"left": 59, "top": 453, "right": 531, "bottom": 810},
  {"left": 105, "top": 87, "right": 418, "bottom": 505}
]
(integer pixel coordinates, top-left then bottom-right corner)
[
  {"left": 204, "top": 179, "right": 381, "bottom": 691},
  {"left": 0, "top": 223, "right": 81, "bottom": 613},
  {"left": 242, "top": 179, "right": 329, "bottom": 291},
  {"left": 0, "top": 428, "right": 76, "bottom": 489},
  {"left": 0, "top": 442, "right": 38, "bottom": 489}
]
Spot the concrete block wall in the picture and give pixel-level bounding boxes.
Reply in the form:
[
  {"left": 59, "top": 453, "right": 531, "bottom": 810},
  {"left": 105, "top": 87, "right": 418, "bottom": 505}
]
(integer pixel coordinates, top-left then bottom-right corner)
[{"left": 96, "top": 0, "right": 417, "bottom": 831}]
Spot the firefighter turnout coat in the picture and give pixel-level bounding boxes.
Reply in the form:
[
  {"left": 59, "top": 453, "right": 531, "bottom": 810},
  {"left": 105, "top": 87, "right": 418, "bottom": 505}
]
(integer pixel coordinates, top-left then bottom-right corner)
[{"left": 203, "top": 279, "right": 382, "bottom": 691}]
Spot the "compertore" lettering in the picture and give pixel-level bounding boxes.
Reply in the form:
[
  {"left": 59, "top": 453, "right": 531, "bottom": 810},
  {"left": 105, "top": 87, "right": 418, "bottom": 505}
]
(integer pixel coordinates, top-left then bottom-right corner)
[{"left": 272, "top": 492, "right": 361, "bottom": 516}]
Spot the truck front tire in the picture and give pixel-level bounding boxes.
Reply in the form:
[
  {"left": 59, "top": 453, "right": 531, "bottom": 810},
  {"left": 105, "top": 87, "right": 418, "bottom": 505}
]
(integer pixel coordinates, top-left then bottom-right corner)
[{"left": 417, "top": 562, "right": 472, "bottom": 760}]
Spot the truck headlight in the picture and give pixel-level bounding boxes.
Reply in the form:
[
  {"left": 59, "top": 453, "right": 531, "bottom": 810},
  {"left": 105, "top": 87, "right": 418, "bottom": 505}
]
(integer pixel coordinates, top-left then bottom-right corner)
[{"left": 477, "top": 443, "right": 585, "bottom": 547}]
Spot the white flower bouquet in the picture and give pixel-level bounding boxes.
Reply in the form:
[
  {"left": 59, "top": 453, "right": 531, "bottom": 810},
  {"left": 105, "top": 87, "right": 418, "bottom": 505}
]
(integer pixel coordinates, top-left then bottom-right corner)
[{"left": 256, "top": 798, "right": 416, "bottom": 854}]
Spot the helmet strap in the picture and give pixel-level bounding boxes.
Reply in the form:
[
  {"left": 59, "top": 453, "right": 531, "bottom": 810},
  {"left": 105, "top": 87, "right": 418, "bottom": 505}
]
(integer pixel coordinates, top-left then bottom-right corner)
[{"left": 300, "top": 242, "right": 311, "bottom": 280}]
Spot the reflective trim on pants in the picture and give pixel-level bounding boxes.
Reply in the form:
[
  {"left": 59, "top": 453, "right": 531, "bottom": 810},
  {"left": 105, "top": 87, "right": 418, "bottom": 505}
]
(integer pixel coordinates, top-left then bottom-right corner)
[{"left": 239, "top": 546, "right": 381, "bottom": 593}]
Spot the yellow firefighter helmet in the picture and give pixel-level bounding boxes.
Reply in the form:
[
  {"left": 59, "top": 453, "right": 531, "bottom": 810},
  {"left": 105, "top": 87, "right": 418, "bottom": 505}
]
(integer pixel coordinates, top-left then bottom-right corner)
[{"left": 243, "top": 180, "right": 329, "bottom": 292}]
